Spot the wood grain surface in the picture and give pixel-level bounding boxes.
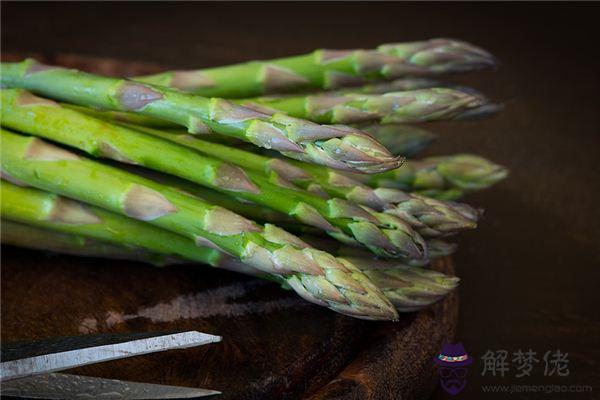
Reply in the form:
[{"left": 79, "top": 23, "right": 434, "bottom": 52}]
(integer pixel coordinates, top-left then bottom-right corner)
[{"left": 2, "top": 3, "right": 599, "bottom": 399}]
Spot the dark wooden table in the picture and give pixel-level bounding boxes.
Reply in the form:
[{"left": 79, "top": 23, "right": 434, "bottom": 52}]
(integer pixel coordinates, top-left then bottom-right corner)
[{"left": 2, "top": 3, "right": 599, "bottom": 399}]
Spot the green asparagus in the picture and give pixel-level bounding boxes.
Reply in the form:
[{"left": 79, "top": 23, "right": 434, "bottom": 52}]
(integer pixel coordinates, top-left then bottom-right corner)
[
  {"left": 2, "top": 219, "right": 457, "bottom": 311},
  {"left": 111, "top": 121, "right": 478, "bottom": 238},
  {"left": 0, "top": 181, "right": 222, "bottom": 265},
  {"left": 65, "top": 104, "right": 437, "bottom": 157},
  {"left": 332, "top": 80, "right": 503, "bottom": 120},
  {"left": 240, "top": 87, "right": 492, "bottom": 125},
  {"left": 1, "top": 60, "right": 400, "bottom": 173},
  {"left": 0, "top": 90, "right": 426, "bottom": 259},
  {"left": 134, "top": 38, "right": 495, "bottom": 97},
  {"left": 351, "top": 154, "right": 509, "bottom": 200},
  {"left": 154, "top": 172, "right": 470, "bottom": 249},
  {"left": 0, "top": 132, "right": 399, "bottom": 320},
  {"left": 360, "top": 265, "right": 459, "bottom": 312},
  {"left": 1, "top": 219, "right": 186, "bottom": 266},
  {"left": 0, "top": 39, "right": 504, "bottom": 320}
]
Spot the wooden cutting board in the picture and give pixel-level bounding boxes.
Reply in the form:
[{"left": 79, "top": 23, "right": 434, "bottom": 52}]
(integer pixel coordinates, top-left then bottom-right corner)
[{"left": 0, "top": 54, "right": 458, "bottom": 400}]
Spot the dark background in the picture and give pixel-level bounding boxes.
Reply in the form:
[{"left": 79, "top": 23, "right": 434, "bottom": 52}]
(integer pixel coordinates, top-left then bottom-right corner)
[{"left": 2, "top": 2, "right": 599, "bottom": 399}]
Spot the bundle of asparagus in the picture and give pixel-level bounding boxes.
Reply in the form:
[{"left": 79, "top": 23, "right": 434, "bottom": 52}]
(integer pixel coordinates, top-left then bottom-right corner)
[{"left": 0, "top": 38, "right": 507, "bottom": 321}]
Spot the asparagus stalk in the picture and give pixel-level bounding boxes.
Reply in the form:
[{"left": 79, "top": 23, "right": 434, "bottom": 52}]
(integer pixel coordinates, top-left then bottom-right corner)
[
  {"left": 0, "top": 60, "right": 400, "bottom": 173},
  {"left": 41, "top": 103, "right": 447, "bottom": 223},
  {"left": 332, "top": 80, "right": 503, "bottom": 120},
  {"left": 114, "top": 122, "right": 478, "bottom": 238},
  {"left": 63, "top": 104, "right": 179, "bottom": 128},
  {"left": 240, "top": 87, "right": 493, "bottom": 125},
  {"left": 0, "top": 91, "right": 425, "bottom": 259},
  {"left": 0, "top": 181, "right": 223, "bottom": 265},
  {"left": 360, "top": 124, "right": 437, "bottom": 156},
  {"left": 145, "top": 173, "right": 464, "bottom": 256},
  {"left": 350, "top": 154, "right": 509, "bottom": 200},
  {"left": 0, "top": 219, "right": 186, "bottom": 266},
  {"left": 0, "top": 179, "right": 397, "bottom": 320},
  {"left": 67, "top": 104, "right": 437, "bottom": 157},
  {"left": 2, "top": 219, "right": 457, "bottom": 311},
  {"left": 134, "top": 38, "right": 495, "bottom": 97}
]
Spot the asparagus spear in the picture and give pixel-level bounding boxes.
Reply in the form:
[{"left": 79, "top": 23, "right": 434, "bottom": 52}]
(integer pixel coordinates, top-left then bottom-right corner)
[
  {"left": 350, "top": 154, "right": 508, "bottom": 200},
  {"left": 0, "top": 218, "right": 186, "bottom": 266},
  {"left": 145, "top": 173, "right": 465, "bottom": 255},
  {"left": 0, "top": 181, "right": 223, "bottom": 265},
  {"left": 2, "top": 219, "right": 457, "bottom": 311},
  {"left": 134, "top": 38, "right": 495, "bottom": 97},
  {"left": 0, "top": 60, "right": 400, "bottom": 173},
  {"left": 360, "top": 266, "right": 458, "bottom": 312},
  {"left": 0, "top": 179, "right": 397, "bottom": 320},
  {"left": 66, "top": 104, "right": 437, "bottom": 157},
  {"left": 113, "top": 122, "right": 477, "bottom": 238},
  {"left": 360, "top": 124, "right": 437, "bottom": 156},
  {"left": 39, "top": 102, "right": 446, "bottom": 219},
  {"left": 0, "top": 91, "right": 425, "bottom": 259},
  {"left": 240, "top": 87, "right": 493, "bottom": 125}
]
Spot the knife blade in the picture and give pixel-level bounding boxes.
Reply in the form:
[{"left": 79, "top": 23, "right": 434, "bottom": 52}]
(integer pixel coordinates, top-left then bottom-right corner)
[
  {"left": 0, "top": 373, "right": 220, "bottom": 399},
  {"left": 1, "top": 331, "right": 221, "bottom": 382}
]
